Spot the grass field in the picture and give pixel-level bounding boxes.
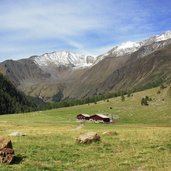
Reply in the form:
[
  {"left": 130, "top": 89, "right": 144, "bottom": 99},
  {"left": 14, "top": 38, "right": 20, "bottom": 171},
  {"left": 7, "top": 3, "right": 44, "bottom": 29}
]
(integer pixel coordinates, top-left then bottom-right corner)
[{"left": 0, "top": 87, "right": 171, "bottom": 171}]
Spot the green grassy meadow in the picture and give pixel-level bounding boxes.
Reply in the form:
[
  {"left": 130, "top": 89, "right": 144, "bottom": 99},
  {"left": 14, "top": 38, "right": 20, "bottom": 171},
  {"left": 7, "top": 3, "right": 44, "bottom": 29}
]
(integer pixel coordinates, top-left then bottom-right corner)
[{"left": 0, "top": 87, "right": 171, "bottom": 171}]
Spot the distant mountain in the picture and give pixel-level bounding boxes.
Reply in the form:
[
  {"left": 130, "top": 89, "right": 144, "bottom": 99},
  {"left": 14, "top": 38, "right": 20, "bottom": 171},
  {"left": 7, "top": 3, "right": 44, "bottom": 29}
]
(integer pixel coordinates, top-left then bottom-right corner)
[
  {"left": 0, "top": 73, "right": 36, "bottom": 114},
  {"left": 0, "top": 30, "right": 171, "bottom": 101},
  {"left": 33, "top": 51, "right": 96, "bottom": 69},
  {"left": 64, "top": 30, "right": 171, "bottom": 99},
  {"left": 96, "top": 30, "right": 171, "bottom": 61},
  {"left": 0, "top": 51, "right": 96, "bottom": 101}
]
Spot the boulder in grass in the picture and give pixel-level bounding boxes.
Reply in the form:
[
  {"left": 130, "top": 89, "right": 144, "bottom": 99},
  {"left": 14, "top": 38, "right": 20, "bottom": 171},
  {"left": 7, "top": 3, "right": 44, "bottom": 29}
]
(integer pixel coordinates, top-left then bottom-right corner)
[
  {"left": 0, "top": 138, "right": 15, "bottom": 164},
  {"left": 9, "top": 132, "right": 26, "bottom": 137},
  {"left": 76, "top": 132, "right": 100, "bottom": 144},
  {"left": 102, "top": 131, "right": 118, "bottom": 136}
]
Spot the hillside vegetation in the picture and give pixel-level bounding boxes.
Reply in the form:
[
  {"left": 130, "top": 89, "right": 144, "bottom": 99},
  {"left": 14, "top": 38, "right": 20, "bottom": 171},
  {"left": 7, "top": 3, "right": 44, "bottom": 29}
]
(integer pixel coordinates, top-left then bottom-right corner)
[
  {"left": 0, "top": 86, "right": 170, "bottom": 170},
  {"left": 0, "top": 74, "right": 36, "bottom": 114}
]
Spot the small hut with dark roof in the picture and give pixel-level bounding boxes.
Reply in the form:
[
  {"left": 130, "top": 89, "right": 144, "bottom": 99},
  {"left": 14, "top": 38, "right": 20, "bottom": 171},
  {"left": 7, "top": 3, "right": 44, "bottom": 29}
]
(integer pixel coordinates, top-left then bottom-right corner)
[
  {"left": 77, "top": 114, "right": 90, "bottom": 120},
  {"left": 89, "top": 114, "right": 110, "bottom": 123}
]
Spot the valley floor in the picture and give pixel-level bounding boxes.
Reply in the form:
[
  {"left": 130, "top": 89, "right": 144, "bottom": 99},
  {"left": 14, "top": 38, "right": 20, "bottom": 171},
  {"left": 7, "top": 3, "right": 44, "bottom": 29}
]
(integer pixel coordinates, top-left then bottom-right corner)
[{"left": 0, "top": 87, "right": 171, "bottom": 171}]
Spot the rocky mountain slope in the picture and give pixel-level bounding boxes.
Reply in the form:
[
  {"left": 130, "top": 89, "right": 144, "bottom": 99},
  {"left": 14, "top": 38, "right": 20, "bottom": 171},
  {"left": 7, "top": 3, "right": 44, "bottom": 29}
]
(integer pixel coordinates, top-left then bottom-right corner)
[
  {"left": 0, "top": 30, "right": 171, "bottom": 101},
  {"left": 0, "top": 52, "right": 96, "bottom": 101},
  {"left": 64, "top": 31, "right": 171, "bottom": 99}
]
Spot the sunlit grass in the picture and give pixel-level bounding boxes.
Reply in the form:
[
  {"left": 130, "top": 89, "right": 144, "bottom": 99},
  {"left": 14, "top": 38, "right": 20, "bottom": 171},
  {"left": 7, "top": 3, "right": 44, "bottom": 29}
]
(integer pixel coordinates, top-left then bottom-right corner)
[{"left": 0, "top": 87, "right": 171, "bottom": 170}]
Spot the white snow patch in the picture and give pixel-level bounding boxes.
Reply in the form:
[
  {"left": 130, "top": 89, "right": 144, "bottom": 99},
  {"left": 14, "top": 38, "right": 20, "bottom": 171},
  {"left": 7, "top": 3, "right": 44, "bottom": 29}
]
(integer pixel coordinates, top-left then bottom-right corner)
[
  {"left": 107, "top": 41, "right": 141, "bottom": 57},
  {"left": 117, "top": 41, "right": 140, "bottom": 50}
]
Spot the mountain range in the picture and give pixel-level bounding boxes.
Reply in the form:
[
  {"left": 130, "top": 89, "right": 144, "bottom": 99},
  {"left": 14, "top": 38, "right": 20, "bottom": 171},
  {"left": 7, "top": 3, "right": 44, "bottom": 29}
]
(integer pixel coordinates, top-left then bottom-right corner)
[{"left": 1, "top": 30, "right": 171, "bottom": 101}]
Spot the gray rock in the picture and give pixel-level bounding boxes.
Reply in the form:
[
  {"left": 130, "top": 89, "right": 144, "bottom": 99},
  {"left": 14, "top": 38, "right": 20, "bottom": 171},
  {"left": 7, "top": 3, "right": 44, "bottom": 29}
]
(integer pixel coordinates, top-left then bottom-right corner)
[
  {"left": 76, "top": 132, "right": 100, "bottom": 144},
  {"left": 9, "top": 132, "right": 26, "bottom": 137},
  {"left": 102, "top": 131, "right": 118, "bottom": 136}
]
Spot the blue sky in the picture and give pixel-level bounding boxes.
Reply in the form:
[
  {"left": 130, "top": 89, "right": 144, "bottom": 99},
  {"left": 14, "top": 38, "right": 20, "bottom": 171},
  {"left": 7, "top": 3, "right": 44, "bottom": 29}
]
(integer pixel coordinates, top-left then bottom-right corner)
[{"left": 0, "top": 0, "right": 171, "bottom": 61}]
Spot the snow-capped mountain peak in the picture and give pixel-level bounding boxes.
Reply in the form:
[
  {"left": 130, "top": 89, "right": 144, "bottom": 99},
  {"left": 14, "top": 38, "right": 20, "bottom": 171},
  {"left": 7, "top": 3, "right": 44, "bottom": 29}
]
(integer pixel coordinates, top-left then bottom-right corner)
[
  {"left": 33, "top": 51, "right": 96, "bottom": 69},
  {"left": 96, "top": 30, "right": 171, "bottom": 62},
  {"left": 108, "top": 41, "right": 141, "bottom": 57},
  {"left": 113, "top": 41, "right": 141, "bottom": 56},
  {"left": 33, "top": 30, "right": 171, "bottom": 68},
  {"left": 96, "top": 41, "right": 141, "bottom": 61},
  {"left": 142, "top": 30, "right": 171, "bottom": 46},
  {"left": 155, "top": 30, "right": 171, "bottom": 42},
  {"left": 116, "top": 41, "right": 140, "bottom": 50}
]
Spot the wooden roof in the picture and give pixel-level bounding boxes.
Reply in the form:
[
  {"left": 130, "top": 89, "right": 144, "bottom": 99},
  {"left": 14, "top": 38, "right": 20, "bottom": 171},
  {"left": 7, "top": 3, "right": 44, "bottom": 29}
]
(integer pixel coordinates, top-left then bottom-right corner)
[
  {"left": 92, "top": 114, "right": 110, "bottom": 119},
  {"left": 78, "top": 114, "right": 90, "bottom": 117}
]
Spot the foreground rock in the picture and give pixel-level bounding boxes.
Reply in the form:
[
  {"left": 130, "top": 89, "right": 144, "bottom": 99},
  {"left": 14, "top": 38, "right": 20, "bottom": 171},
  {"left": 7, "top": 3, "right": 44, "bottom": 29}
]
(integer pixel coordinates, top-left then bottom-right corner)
[
  {"left": 0, "top": 138, "right": 15, "bottom": 164},
  {"left": 76, "top": 132, "right": 100, "bottom": 144}
]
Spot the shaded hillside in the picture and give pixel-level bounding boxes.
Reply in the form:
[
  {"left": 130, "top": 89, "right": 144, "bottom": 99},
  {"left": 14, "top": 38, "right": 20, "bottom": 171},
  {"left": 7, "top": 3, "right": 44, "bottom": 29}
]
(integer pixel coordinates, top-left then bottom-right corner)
[
  {"left": 0, "top": 59, "right": 51, "bottom": 86},
  {"left": 0, "top": 74, "right": 37, "bottom": 114}
]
